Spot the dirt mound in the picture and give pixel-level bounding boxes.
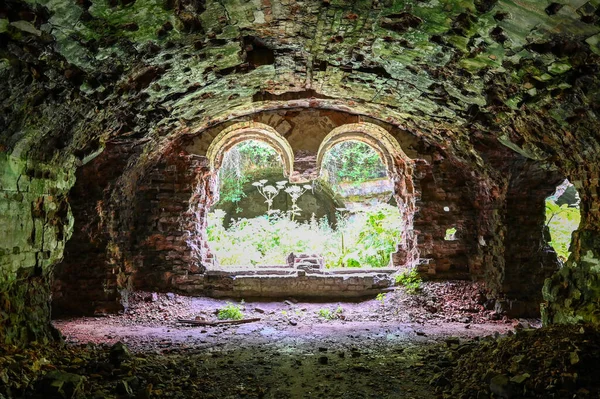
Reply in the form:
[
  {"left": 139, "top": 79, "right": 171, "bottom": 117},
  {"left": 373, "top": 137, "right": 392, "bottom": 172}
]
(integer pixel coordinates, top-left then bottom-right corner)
[{"left": 436, "top": 325, "right": 600, "bottom": 398}]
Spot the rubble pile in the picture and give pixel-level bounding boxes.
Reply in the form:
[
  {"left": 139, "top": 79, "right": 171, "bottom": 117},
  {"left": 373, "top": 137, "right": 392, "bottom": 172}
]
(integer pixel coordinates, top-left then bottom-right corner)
[{"left": 434, "top": 325, "right": 600, "bottom": 398}]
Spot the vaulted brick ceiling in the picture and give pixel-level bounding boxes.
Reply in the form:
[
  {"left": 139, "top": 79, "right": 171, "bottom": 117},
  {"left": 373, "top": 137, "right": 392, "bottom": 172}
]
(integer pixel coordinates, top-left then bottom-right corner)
[
  {"left": 1, "top": 0, "right": 599, "bottom": 170},
  {"left": 2, "top": 0, "right": 600, "bottom": 344}
]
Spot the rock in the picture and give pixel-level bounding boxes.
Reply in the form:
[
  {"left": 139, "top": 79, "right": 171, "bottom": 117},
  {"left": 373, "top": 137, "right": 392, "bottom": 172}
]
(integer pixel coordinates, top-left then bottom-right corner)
[
  {"left": 510, "top": 373, "right": 530, "bottom": 384},
  {"left": 145, "top": 293, "right": 159, "bottom": 302},
  {"left": 38, "top": 371, "right": 86, "bottom": 398},
  {"left": 489, "top": 374, "right": 512, "bottom": 398},
  {"left": 570, "top": 351, "right": 580, "bottom": 365},
  {"left": 116, "top": 379, "right": 132, "bottom": 395},
  {"left": 109, "top": 342, "right": 132, "bottom": 367},
  {"left": 288, "top": 318, "right": 298, "bottom": 326},
  {"left": 166, "top": 293, "right": 175, "bottom": 300},
  {"left": 254, "top": 307, "right": 266, "bottom": 314},
  {"left": 429, "top": 373, "right": 450, "bottom": 387},
  {"left": 514, "top": 320, "right": 530, "bottom": 330}
]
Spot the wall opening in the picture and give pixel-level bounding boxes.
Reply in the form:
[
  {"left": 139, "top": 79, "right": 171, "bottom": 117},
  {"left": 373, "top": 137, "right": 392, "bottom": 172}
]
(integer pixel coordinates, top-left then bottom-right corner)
[
  {"left": 317, "top": 140, "right": 403, "bottom": 268},
  {"left": 444, "top": 227, "right": 457, "bottom": 241},
  {"left": 206, "top": 139, "right": 341, "bottom": 267},
  {"left": 545, "top": 179, "right": 581, "bottom": 262}
]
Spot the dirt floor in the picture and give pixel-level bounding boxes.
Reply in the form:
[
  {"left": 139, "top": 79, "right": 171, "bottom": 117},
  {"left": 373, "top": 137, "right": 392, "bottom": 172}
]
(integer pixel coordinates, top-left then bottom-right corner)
[
  {"left": 43, "top": 281, "right": 533, "bottom": 398},
  {"left": 3, "top": 281, "right": 595, "bottom": 398}
]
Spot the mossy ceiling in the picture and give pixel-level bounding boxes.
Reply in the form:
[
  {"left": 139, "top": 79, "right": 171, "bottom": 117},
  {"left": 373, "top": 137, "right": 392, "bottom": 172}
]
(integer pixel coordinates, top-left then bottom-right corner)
[{"left": 0, "top": 0, "right": 599, "bottom": 172}]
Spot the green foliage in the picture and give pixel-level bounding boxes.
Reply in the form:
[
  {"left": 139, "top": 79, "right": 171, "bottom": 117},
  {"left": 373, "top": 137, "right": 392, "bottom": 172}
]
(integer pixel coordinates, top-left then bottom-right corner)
[
  {"left": 317, "top": 308, "right": 333, "bottom": 319},
  {"left": 545, "top": 199, "right": 581, "bottom": 260},
  {"left": 444, "top": 227, "right": 457, "bottom": 241},
  {"left": 395, "top": 269, "right": 422, "bottom": 294},
  {"left": 376, "top": 292, "right": 387, "bottom": 304},
  {"left": 217, "top": 302, "right": 244, "bottom": 320},
  {"left": 321, "top": 141, "right": 386, "bottom": 186},
  {"left": 317, "top": 306, "right": 343, "bottom": 320},
  {"left": 217, "top": 141, "right": 282, "bottom": 207},
  {"left": 207, "top": 204, "right": 402, "bottom": 268}
]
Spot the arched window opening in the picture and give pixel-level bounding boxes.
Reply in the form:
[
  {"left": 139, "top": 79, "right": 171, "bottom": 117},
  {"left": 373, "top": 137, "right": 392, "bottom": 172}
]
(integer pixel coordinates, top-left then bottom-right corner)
[
  {"left": 545, "top": 179, "right": 581, "bottom": 262},
  {"left": 317, "top": 140, "right": 403, "bottom": 269},
  {"left": 206, "top": 140, "right": 341, "bottom": 267}
]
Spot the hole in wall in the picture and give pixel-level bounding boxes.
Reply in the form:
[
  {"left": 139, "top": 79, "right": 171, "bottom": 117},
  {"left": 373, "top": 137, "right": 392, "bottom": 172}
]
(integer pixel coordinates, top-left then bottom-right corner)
[
  {"left": 317, "top": 140, "right": 403, "bottom": 269},
  {"left": 545, "top": 179, "right": 581, "bottom": 262},
  {"left": 444, "top": 227, "right": 457, "bottom": 241},
  {"left": 206, "top": 139, "right": 296, "bottom": 266},
  {"left": 205, "top": 139, "right": 404, "bottom": 270}
]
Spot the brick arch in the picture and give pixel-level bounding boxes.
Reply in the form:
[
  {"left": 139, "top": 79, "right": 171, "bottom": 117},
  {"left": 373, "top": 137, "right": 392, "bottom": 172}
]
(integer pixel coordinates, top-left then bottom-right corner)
[
  {"left": 316, "top": 122, "right": 411, "bottom": 176},
  {"left": 317, "top": 122, "right": 418, "bottom": 269},
  {"left": 205, "top": 121, "right": 295, "bottom": 178}
]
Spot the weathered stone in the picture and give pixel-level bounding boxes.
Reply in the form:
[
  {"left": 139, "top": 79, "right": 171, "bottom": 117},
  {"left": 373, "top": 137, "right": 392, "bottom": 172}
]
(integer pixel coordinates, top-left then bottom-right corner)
[
  {"left": 38, "top": 371, "right": 86, "bottom": 399},
  {"left": 0, "top": 0, "right": 599, "bottom": 342}
]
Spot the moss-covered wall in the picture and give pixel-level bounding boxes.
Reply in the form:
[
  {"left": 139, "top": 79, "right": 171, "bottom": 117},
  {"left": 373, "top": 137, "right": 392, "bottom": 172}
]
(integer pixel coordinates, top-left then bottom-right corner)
[
  {"left": 543, "top": 166, "right": 600, "bottom": 324},
  {"left": 0, "top": 154, "right": 75, "bottom": 344},
  {"left": 1, "top": 0, "right": 600, "bottom": 338}
]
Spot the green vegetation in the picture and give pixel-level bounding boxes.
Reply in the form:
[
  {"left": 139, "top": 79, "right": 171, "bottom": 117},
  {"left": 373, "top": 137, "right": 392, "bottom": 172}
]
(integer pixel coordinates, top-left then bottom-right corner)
[
  {"left": 545, "top": 200, "right": 580, "bottom": 261},
  {"left": 207, "top": 139, "right": 403, "bottom": 269},
  {"left": 217, "top": 141, "right": 282, "bottom": 207},
  {"left": 321, "top": 141, "right": 387, "bottom": 186},
  {"left": 207, "top": 203, "right": 402, "bottom": 268},
  {"left": 317, "top": 306, "right": 343, "bottom": 320},
  {"left": 317, "top": 308, "right": 333, "bottom": 319},
  {"left": 395, "top": 269, "right": 422, "bottom": 294},
  {"left": 376, "top": 292, "right": 387, "bottom": 305},
  {"left": 217, "top": 302, "right": 244, "bottom": 320},
  {"left": 444, "top": 227, "right": 457, "bottom": 241}
]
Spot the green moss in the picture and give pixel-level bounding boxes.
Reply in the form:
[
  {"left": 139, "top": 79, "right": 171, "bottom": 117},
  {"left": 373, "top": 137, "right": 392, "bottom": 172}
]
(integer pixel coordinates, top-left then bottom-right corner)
[{"left": 89, "top": 0, "right": 180, "bottom": 41}]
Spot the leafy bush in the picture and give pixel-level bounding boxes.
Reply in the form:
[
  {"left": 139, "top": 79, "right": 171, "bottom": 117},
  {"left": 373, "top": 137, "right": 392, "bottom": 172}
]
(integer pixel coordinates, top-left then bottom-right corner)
[
  {"left": 321, "top": 140, "right": 387, "bottom": 185},
  {"left": 217, "top": 302, "right": 244, "bottom": 320},
  {"left": 545, "top": 200, "right": 580, "bottom": 261},
  {"left": 218, "top": 141, "right": 283, "bottom": 207},
  {"left": 395, "top": 269, "right": 422, "bottom": 294},
  {"left": 207, "top": 204, "right": 402, "bottom": 268}
]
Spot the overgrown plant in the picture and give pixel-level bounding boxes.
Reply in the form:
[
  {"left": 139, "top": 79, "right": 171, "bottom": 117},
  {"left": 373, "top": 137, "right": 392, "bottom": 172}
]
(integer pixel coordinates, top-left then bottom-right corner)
[
  {"left": 207, "top": 204, "right": 402, "bottom": 268},
  {"left": 321, "top": 141, "right": 387, "bottom": 187},
  {"left": 545, "top": 199, "right": 580, "bottom": 261},
  {"left": 284, "top": 184, "right": 312, "bottom": 221},
  {"left": 395, "top": 269, "right": 422, "bottom": 294},
  {"left": 217, "top": 302, "right": 244, "bottom": 320},
  {"left": 218, "top": 141, "right": 283, "bottom": 209},
  {"left": 252, "top": 179, "right": 286, "bottom": 216},
  {"left": 317, "top": 306, "right": 343, "bottom": 320}
]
